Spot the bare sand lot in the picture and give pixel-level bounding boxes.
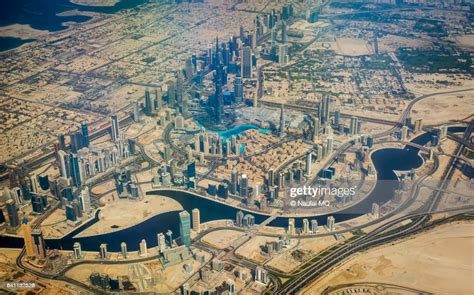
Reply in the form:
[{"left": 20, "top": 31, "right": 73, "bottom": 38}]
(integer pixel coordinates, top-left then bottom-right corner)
[
  {"left": 302, "top": 221, "right": 474, "bottom": 294},
  {"left": 455, "top": 35, "right": 474, "bottom": 49},
  {"left": 201, "top": 230, "right": 246, "bottom": 250},
  {"left": 333, "top": 38, "right": 372, "bottom": 56},
  {"left": 411, "top": 90, "right": 474, "bottom": 125},
  {"left": 0, "top": 24, "right": 49, "bottom": 39},
  {"left": 76, "top": 195, "right": 182, "bottom": 237}
]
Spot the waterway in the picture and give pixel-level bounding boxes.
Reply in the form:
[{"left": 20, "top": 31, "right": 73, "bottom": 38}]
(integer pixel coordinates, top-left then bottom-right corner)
[
  {"left": 0, "top": 127, "right": 465, "bottom": 251},
  {"left": 0, "top": 0, "right": 149, "bottom": 51}
]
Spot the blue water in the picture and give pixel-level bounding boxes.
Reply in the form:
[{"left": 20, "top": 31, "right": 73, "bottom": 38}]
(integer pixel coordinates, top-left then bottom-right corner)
[
  {"left": 0, "top": 0, "right": 149, "bottom": 51},
  {"left": 0, "top": 127, "right": 465, "bottom": 251}
]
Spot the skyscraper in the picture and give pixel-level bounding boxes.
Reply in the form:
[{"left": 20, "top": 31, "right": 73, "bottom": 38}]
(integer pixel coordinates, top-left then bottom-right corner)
[
  {"left": 73, "top": 242, "right": 82, "bottom": 259},
  {"left": 327, "top": 216, "right": 335, "bottom": 232},
  {"left": 305, "top": 152, "right": 312, "bottom": 176},
  {"left": 99, "top": 243, "right": 108, "bottom": 259},
  {"left": 111, "top": 115, "right": 120, "bottom": 142},
  {"left": 281, "top": 20, "right": 287, "bottom": 44},
  {"left": 230, "top": 170, "right": 238, "bottom": 194},
  {"left": 192, "top": 208, "right": 200, "bottom": 233},
  {"left": 179, "top": 210, "right": 191, "bottom": 247},
  {"left": 21, "top": 217, "right": 35, "bottom": 257},
  {"left": 233, "top": 76, "right": 243, "bottom": 104},
  {"left": 57, "top": 150, "right": 69, "bottom": 178},
  {"left": 241, "top": 46, "right": 252, "bottom": 78},
  {"left": 69, "top": 153, "right": 82, "bottom": 187},
  {"left": 32, "top": 229, "right": 46, "bottom": 259},
  {"left": 81, "top": 122, "right": 90, "bottom": 148},
  {"left": 79, "top": 186, "right": 91, "bottom": 213},
  {"left": 278, "top": 44, "right": 288, "bottom": 65},
  {"left": 256, "top": 66, "right": 264, "bottom": 99},
  {"left": 139, "top": 239, "right": 148, "bottom": 256},
  {"left": 120, "top": 242, "right": 128, "bottom": 258},
  {"left": 6, "top": 199, "right": 19, "bottom": 230},
  {"left": 279, "top": 103, "right": 286, "bottom": 137},
  {"left": 240, "top": 174, "right": 249, "bottom": 200},
  {"left": 350, "top": 116, "right": 359, "bottom": 135},
  {"left": 144, "top": 88, "right": 155, "bottom": 116},
  {"left": 319, "top": 95, "right": 330, "bottom": 125}
]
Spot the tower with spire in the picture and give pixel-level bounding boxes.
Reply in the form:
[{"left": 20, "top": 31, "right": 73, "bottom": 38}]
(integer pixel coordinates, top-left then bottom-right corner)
[{"left": 279, "top": 103, "right": 286, "bottom": 137}]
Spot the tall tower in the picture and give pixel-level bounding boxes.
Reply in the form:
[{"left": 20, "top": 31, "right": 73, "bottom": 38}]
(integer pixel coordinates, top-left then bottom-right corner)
[
  {"left": 256, "top": 65, "right": 264, "bottom": 100},
  {"left": 81, "top": 122, "right": 90, "bottom": 148},
  {"left": 233, "top": 76, "right": 243, "bottom": 104},
  {"left": 32, "top": 229, "right": 46, "bottom": 259},
  {"left": 305, "top": 152, "right": 312, "bottom": 177},
  {"left": 21, "top": 217, "right": 35, "bottom": 257},
  {"left": 350, "top": 116, "right": 359, "bottom": 135},
  {"left": 73, "top": 242, "right": 82, "bottom": 259},
  {"left": 192, "top": 208, "right": 201, "bottom": 233},
  {"left": 179, "top": 211, "right": 191, "bottom": 247},
  {"left": 111, "top": 115, "right": 120, "bottom": 142},
  {"left": 281, "top": 20, "right": 287, "bottom": 44},
  {"left": 319, "top": 95, "right": 330, "bottom": 125},
  {"left": 6, "top": 199, "right": 19, "bottom": 230},
  {"left": 240, "top": 174, "right": 249, "bottom": 200},
  {"left": 279, "top": 104, "right": 286, "bottom": 137},
  {"left": 120, "top": 242, "right": 128, "bottom": 258},
  {"left": 241, "top": 46, "right": 252, "bottom": 78}
]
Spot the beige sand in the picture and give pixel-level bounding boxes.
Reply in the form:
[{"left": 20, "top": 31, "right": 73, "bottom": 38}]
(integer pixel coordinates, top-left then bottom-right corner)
[
  {"left": 201, "top": 230, "right": 246, "bottom": 250},
  {"left": 76, "top": 195, "right": 182, "bottom": 237},
  {"left": 303, "top": 221, "right": 474, "bottom": 294}
]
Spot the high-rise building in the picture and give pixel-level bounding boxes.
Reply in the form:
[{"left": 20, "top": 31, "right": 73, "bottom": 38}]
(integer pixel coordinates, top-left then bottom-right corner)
[
  {"left": 73, "top": 242, "right": 82, "bottom": 259},
  {"left": 236, "top": 210, "right": 244, "bottom": 227},
  {"left": 6, "top": 199, "right": 19, "bottom": 230},
  {"left": 133, "top": 100, "right": 140, "bottom": 122},
  {"left": 414, "top": 119, "right": 423, "bottom": 133},
  {"left": 256, "top": 66, "right": 264, "bottom": 99},
  {"left": 166, "top": 230, "right": 173, "bottom": 248},
  {"left": 313, "top": 117, "right": 320, "bottom": 142},
  {"left": 69, "top": 153, "right": 82, "bottom": 187},
  {"left": 111, "top": 115, "right": 120, "bottom": 142},
  {"left": 311, "top": 219, "right": 318, "bottom": 233},
  {"left": 57, "top": 150, "right": 69, "bottom": 178},
  {"left": 302, "top": 218, "right": 309, "bottom": 234},
  {"left": 230, "top": 170, "right": 238, "bottom": 194},
  {"left": 179, "top": 211, "right": 191, "bottom": 247},
  {"left": 255, "top": 267, "right": 269, "bottom": 284},
  {"left": 99, "top": 243, "right": 108, "bottom": 259},
  {"left": 79, "top": 186, "right": 91, "bottom": 213},
  {"left": 371, "top": 203, "right": 380, "bottom": 217},
  {"left": 305, "top": 152, "right": 312, "bottom": 176},
  {"left": 327, "top": 137, "right": 334, "bottom": 154},
  {"left": 401, "top": 125, "right": 408, "bottom": 141},
  {"left": 233, "top": 76, "right": 243, "bottom": 104},
  {"left": 120, "top": 242, "right": 128, "bottom": 258},
  {"left": 319, "top": 95, "right": 331, "bottom": 125},
  {"left": 334, "top": 109, "right": 340, "bottom": 127},
  {"left": 278, "top": 44, "right": 288, "bottom": 65},
  {"left": 32, "top": 229, "right": 46, "bottom": 259},
  {"left": 350, "top": 116, "right": 359, "bottom": 135},
  {"left": 240, "top": 174, "right": 249, "bottom": 200},
  {"left": 21, "top": 217, "right": 35, "bottom": 257},
  {"left": 327, "top": 216, "right": 335, "bottom": 232},
  {"left": 81, "top": 122, "right": 90, "bottom": 148},
  {"left": 241, "top": 46, "right": 252, "bottom": 78},
  {"left": 139, "top": 239, "right": 148, "bottom": 256},
  {"left": 192, "top": 208, "right": 200, "bottom": 233},
  {"left": 279, "top": 103, "right": 286, "bottom": 137},
  {"left": 157, "top": 233, "right": 166, "bottom": 251},
  {"left": 287, "top": 218, "right": 295, "bottom": 235},
  {"left": 281, "top": 20, "right": 287, "bottom": 44},
  {"left": 268, "top": 169, "right": 275, "bottom": 187},
  {"left": 144, "top": 88, "right": 155, "bottom": 116},
  {"left": 439, "top": 124, "right": 448, "bottom": 140}
]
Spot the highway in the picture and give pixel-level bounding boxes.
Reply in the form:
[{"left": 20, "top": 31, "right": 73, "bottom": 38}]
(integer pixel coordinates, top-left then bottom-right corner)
[{"left": 274, "top": 122, "right": 473, "bottom": 294}]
